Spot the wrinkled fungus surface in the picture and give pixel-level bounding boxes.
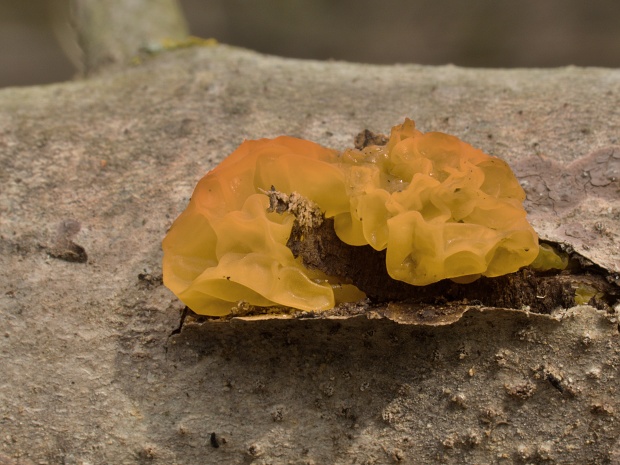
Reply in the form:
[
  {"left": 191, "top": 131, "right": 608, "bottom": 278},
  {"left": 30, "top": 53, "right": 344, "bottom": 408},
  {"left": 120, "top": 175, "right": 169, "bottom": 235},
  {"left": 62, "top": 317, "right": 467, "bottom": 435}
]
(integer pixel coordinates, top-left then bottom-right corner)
[{"left": 163, "top": 120, "right": 539, "bottom": 315}]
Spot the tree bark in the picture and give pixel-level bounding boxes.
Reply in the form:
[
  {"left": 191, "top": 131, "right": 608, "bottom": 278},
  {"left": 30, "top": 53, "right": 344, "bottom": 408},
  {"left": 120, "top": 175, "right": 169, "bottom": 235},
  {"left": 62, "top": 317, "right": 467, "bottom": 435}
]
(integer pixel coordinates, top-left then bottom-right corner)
[
  {"left": 70, "top": 0, "right": 189, "bottom": 74},
  {"left": 0, "top": 41, "right": 619, "bottom": 464}
]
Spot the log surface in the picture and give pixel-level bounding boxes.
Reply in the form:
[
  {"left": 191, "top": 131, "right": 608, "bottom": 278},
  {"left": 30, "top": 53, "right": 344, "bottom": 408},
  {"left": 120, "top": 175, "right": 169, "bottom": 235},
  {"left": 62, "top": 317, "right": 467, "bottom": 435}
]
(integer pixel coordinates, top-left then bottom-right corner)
[{"left": 0, "top": 44, "right": 619, "bottom": 464}]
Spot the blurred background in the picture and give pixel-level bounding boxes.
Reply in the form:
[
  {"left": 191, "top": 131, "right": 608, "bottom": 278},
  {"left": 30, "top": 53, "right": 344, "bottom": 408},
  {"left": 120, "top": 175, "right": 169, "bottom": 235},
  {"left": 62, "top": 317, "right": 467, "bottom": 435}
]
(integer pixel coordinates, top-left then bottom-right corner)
[{"left": 1, "top": 0, "right": 619, "bottom": 88}]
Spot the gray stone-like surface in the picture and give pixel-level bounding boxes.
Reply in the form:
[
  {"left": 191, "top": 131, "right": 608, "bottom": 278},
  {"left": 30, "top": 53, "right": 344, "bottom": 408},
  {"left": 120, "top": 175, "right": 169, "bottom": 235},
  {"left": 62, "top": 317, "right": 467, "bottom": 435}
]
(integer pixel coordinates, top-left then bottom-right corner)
[{"left": 1, "top": 45, "right": 619, "bottom": 464}]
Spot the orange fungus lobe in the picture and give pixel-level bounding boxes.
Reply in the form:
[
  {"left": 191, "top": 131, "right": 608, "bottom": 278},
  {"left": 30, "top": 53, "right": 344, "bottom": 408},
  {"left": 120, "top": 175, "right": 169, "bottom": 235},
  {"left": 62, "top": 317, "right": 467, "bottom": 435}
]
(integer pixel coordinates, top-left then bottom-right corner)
[{"left": 162, "top": 120, "right": 539, "bottom": 316}]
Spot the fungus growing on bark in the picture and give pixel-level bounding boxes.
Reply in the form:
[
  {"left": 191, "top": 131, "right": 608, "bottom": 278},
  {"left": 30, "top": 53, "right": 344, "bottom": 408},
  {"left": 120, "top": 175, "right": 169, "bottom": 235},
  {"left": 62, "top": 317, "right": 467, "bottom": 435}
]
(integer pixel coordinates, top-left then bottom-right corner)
[{"left": 162, "top": 120, "right": 544, "bottom": 316}]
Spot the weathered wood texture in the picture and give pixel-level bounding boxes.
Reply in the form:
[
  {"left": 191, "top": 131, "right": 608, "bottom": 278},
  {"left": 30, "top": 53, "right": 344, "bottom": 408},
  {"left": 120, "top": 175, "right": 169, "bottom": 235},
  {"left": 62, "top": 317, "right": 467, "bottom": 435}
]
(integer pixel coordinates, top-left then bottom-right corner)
[{"left": 1, "top": 44, "right": 619, "bottom": 464}]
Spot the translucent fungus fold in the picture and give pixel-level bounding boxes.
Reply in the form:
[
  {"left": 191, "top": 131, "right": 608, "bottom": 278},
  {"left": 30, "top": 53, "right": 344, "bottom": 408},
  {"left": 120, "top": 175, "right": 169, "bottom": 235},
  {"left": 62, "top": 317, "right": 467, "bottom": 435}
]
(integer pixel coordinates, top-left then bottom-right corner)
[{"left": 163, "top": 119, "right": 540, "bottom": 315}]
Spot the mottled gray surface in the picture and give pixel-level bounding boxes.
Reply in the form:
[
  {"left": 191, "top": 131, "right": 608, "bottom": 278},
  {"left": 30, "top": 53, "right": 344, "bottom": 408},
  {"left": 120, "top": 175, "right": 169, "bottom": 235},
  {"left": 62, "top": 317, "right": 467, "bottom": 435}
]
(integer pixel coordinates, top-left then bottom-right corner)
[{"left": 1, "top": 45, "right": 619, "bottom": 464}]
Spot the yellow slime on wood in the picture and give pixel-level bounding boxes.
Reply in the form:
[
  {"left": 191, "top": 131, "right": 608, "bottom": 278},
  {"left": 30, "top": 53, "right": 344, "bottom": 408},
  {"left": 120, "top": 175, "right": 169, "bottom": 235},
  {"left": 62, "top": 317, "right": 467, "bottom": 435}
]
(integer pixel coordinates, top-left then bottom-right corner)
[{"left": 163, "top": 120, "right": 539, "bottom": 316}]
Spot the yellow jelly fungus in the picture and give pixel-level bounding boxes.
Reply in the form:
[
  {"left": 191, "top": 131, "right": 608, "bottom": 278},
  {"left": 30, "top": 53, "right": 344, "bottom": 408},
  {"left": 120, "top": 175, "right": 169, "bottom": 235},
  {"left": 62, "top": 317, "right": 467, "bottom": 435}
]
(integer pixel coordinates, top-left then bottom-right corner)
[
  {"left": 529, "top": 243, "right": 569, "bottom": 272},
  {"left": 163, "top": 119, "right": 540, "bottom": 315},
  {"left": 574, "top": 284, "right": 602, "bottom": 306}
]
